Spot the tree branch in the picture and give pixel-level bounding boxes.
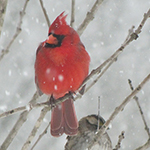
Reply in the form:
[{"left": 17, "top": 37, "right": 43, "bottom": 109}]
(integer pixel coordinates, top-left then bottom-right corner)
[
  {"left": 128, "top": 79, "right": 150, "bottom": 138},
  {"left": 21, "top": 107, "right": 50, "bottom": 150},
  {"left": 135, "top": 139, "right": 150, "bottom": 150},
  {"left": 0, "top": 91, "right": 39, "bottom": 150},
  {"left": 70, "top": 0, "right": 75, "bottom": 27},
  {"left": 113, "top": 131, "right": 125, "bottom": 150},
  {"left": 39, "top": 0, "right": 50, "bottom": 27},
  {"left": 0, "top": 0, "right": 8, "bottom": 36},
  {"left": 77, "top": 0, "right": 104, "bottom": 36},
  {"left": 0, "top": 0, "right": 29, "bottom": 62},
  {"left": 128, "top": 79, "right": 150, "bottom": 150},
  {"left": 30, "top": 123, "right": 50, "bottom": 150},
  {"left": 88, "top": 73, "right": 150, "bottom": 149}
]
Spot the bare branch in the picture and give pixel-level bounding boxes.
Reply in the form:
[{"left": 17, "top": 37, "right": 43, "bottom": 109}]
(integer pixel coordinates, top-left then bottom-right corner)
[
  {"left": 80, "top": 8, "right": 150, "bottom": 91},
  {"left": 21, "top": 107, "right": 50, "bottom": 150},
  {"left": 0, "top": 0, "right": 8, "bottom": 36},
  {"left": 0, "top": 106, "right": 26, "bottom": 118},
  {"left": 128, "top": 79, "right": 150, "bottom": 138},
  {"left": 128, "top": 79, "right": 150, "bottom": 150},
  {"left": 135, "top": 9, "right": 150, "bottom": 34},
  {"left": 77, "top": 0, "right": 104, "bottom": 36},
  {"left": 113, "top": 131, "right": 125, "bottom": 150},
  {"left": 0, "top": 91, "right": 39, "bottom": 150},
  {"left": 135, "top": 139, "right": 150, "bottom": 150},
  {"left": 30, "top": 123, "right": 50, "bottom": 150},
  {"left": 70, "top": 0, "right": 75, "bottom": 27},
  {"left": 39, "top": 0, "right": 50, "bottom": 27},
  {"left": 88, "top": 73, "right": 150, "bottom": 149},
  {"left": 0, "top": 0, "right": 29, "bottom": 62}
]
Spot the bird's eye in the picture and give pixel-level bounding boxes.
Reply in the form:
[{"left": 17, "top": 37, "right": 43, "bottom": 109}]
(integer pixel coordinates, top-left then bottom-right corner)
[{"left": 48, "top": 33, "right": 51, "bottom": 36}]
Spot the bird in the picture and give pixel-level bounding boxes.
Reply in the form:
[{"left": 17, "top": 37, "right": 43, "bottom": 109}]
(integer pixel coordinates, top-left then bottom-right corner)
[
  {"left": 34, "top": 12, "right": 90, "bottom": 137},
  {"left": 65, "top": 114, "right": 112, "bottom": 150}
]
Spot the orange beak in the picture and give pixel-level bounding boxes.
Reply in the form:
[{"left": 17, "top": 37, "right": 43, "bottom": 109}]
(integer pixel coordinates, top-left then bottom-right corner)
[{"left": 46, "top": 34, "right": 58, "bottom": 45}]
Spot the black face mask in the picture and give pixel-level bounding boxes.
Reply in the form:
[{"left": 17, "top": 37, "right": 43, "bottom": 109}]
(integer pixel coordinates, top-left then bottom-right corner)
[{"left": 45, "top": 33, "right": 65, "bottom": 48}]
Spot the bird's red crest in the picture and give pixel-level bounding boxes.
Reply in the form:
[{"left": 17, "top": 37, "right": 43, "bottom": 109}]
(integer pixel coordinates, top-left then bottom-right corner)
[{"left": 48, "top": 11, "right": 68, "bottom": 35}]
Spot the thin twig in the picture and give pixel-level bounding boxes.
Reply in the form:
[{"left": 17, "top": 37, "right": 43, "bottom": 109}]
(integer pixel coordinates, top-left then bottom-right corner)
[
  {"left": 135, "top": 139, "right": 150, "bottom": 150},
  {"left": 39, "top": 0, "right": 50, "bottom": 27},
  {"left": 113, "top": 131, "right": 125, "bottom": 150},
  {"left": 88, "top": 73, "right": 150, "bottom": 149},
  {"left": 128, "top": 79, "right": 150, "bottom": 138},
  {"left": 70, "top": 0, "right": 75, "bottom": 27},
  {"left": 77, "top": 0, "right": 104, "bottom": 36},
  {"left": 0, "top": 0, "right": 29, "bottom": 62},
  {"left": 0, "top": 0, "right": 8, "bottom": 36},
  {"left": 30, "top": 123, "right": 50, "bottom": 150},
  {"left": 97, "top": 96, "right": 100, "bottom": 131},
  {"left": 0, "top": 91, "right": 39, "bottom": 150},
  {"left": 21, "top": 107, "right": 50, "bottom": 150},
  {"left": 128, "top": 79, "right": 150, "bottom": 150},
  {"left": 0, "top": 106, "right": 26, "bottom": 118}
]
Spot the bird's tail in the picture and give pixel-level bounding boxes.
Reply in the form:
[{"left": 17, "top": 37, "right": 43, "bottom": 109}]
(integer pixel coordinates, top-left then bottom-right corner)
[{"left": 51, "top": 99, "right": 78, "bottom": 137}]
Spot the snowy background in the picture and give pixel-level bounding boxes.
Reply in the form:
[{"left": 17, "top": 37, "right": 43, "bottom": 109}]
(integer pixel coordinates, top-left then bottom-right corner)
[{"left": 0, "top": 0, "right": 150, "bottom": 149}]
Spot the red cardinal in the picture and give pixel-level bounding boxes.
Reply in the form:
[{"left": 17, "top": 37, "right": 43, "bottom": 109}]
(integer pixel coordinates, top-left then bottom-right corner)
[{"left": 35, "top": 12, "right": 90, "bottom": 137}]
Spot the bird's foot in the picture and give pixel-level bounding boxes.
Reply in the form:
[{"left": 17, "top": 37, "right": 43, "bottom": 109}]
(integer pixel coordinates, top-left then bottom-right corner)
[{"left": 48, "top": 95, "right": 56, "bottom": 108}]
